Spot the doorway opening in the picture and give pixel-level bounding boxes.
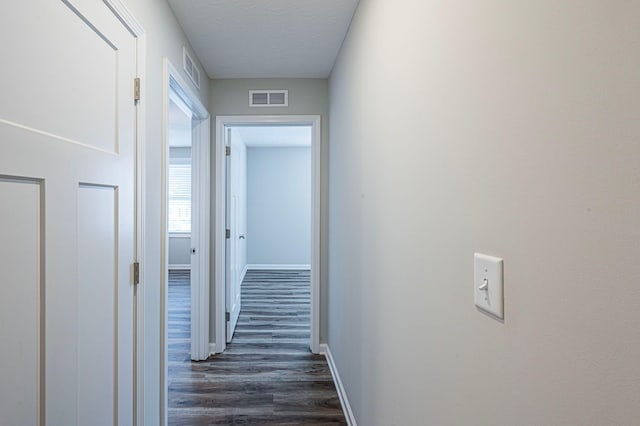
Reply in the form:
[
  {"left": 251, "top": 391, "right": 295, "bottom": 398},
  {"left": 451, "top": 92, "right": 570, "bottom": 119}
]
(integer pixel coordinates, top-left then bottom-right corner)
[
  {"left": 166, "top": 91, "right": 192, "bottom": 366},
  {"left": 214, "top": 116, "right": 321, "bottom": 354},
  {"left": 161, "top": 59, "right": 211, "bottom": 424},
  {"left": 225, "top": 125, "right": 312, "bottom": 349}
]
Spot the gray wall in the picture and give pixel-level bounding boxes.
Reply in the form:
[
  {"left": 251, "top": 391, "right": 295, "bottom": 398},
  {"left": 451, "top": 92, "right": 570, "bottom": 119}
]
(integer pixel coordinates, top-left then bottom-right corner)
[
  {"left": 169, "top": 146, "right": 191, "bottom": 161},
  {"left": 247, "top": 147, "right": 311, "bottom": 266},
  {"left": 168, "top": 236, "right": 190, "bottom": 266},
  {"left": 209, "top": 78, "right": 329, "bottom": 343},
  {"left": 328, "top": 0, "right": 640, "bottom": 425}
]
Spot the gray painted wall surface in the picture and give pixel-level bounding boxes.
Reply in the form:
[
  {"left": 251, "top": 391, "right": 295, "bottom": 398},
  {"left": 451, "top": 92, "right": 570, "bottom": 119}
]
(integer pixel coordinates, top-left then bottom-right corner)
[
  {"left": 247, "top": 147, "right": 311, "bottom": 265},
  {"left": 209, "top": 79, "right": 329, "bottom": 342},
  {"left": 328, "top": 1, "right": 640, "bottom": 425},
  {"left": 168, "top": 236, "right": 190, "bottom": 265},
  {"left": 169, "top": 146, "right": 191, "bottom": 161}
]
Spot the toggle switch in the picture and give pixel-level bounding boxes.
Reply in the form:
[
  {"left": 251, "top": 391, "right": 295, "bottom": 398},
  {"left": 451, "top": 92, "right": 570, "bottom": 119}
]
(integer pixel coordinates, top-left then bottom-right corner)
[
  {"left": 478, "top": 278, "right": 489, "bottom": 291},
  {"left": 474, "top": 253, "right": 504, "bottom": 319}
]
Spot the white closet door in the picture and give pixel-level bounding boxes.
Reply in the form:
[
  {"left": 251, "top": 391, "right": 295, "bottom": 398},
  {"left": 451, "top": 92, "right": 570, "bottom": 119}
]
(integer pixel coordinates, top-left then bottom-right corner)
[{"left": 0, "top": 0, "right": 137, "bottom": 424}]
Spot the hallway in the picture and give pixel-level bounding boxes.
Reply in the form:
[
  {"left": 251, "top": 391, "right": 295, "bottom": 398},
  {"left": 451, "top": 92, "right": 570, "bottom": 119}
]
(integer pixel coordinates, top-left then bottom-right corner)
[{"left": 168, "top": 270, "right": 346, "bottom": 424}]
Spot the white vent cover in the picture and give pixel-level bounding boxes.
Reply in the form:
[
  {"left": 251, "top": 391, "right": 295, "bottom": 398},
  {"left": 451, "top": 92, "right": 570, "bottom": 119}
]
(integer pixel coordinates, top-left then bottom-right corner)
[
  {"left": 183, "top": 47, "right": 200, "bottom": 89},
  {"left": 249, "top": 90, "right": 289, "bottom": 107}
]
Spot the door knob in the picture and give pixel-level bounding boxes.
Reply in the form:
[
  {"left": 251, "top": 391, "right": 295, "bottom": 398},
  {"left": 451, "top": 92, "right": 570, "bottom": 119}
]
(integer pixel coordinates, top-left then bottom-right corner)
[{"left": 239, "top": 234, "right": 245, "bottom": 240}]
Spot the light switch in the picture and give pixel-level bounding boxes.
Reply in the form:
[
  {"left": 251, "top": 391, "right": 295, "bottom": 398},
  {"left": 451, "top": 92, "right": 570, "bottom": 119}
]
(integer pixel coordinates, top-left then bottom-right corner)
[{"left": 474, "top": 253, "right": 504, "bottom": 319}]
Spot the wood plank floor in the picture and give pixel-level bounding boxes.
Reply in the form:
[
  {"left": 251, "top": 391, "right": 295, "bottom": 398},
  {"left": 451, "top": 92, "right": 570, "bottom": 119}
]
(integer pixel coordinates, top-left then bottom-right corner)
[{"left": 168, "top": 269, "right": 346, "bottom": 425}]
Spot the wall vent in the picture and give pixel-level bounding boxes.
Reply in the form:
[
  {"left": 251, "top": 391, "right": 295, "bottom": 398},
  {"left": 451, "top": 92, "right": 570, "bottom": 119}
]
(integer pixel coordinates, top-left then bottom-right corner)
[
  {"left": 183, "top": 47, "right": 200, "bottom": 89},
  {"left": 249, "top": 90, "right": 289, "bottom": 107}
]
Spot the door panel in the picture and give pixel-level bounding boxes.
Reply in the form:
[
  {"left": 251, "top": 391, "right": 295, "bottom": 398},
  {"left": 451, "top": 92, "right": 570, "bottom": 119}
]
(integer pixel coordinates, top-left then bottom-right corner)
[
  {"left": 225, "top": 129, "right": 241, "bottom": 342},
  {"left": 232, "top": 194, "right": 241, "bottom": 313},
  {"left": 1, "top": 0, "right": 125, "bottom": 153},
  {"left": 0, "top": 178, "right": 43, "bottom": 426},
  {"left": 224, "top": 132, "right": 233, "bottom": 342},
  {"left": 229, "top": 194, "right": 240, "bottom": 332},
  {"left": 77, "top": 185, "right": 117, "bottom": 426},
  {"left": 0, "top": 0, "right": 137, "bottom": 424}
]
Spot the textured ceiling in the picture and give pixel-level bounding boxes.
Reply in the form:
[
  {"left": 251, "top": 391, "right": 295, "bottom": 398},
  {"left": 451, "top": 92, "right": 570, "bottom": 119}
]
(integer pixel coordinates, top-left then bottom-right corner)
[
  {"left": 167, "top": 0, "right": 359, "bottom": 79},
  {"left": 233, "top": 125, "right": 311, "bottom": 147}
]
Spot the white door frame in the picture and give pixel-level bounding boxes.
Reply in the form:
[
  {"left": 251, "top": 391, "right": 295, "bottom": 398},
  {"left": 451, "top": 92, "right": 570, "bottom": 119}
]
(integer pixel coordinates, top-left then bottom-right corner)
[
  {"left": 224, "top": 127, "right": 240, "bottom": 342},
  {"left": 98, "top": 1, "right": 147, "bottom": 424},
  {"left": 160, "top": 59, "right": 211, "bottom": 421},
  {"left": 214, "top": 115, "right": 321, "bottom": 354}
]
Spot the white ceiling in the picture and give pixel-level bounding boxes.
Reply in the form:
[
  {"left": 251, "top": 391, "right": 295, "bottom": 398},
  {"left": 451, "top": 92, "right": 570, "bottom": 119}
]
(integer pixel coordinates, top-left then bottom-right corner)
[
  {"left": 233, "top": 125, "right": 311, "bottom": 147},
  {"left": 167, "top": 0, "right": 360, "bottom": 79}
]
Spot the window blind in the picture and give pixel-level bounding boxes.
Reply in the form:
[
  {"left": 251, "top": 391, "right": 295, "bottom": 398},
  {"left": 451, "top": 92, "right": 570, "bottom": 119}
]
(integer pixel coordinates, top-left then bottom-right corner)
[{"left": 168, "top": 163, "right": 191, "bottom": 233}]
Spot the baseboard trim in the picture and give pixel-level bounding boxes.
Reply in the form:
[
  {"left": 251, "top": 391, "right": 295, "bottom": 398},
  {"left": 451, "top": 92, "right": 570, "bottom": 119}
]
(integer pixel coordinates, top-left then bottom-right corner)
[
  {"left": 168, "top": 264, "right": 191, "bottom": 270},
  {"left": 320, "top": 344, "right": 357, "bottom": 426},
  {"left": 246, "top": 264, "right": 311, "bottom": 270},
  {"left": 240, "top": 264, "right": 248, "bottom": 283}
]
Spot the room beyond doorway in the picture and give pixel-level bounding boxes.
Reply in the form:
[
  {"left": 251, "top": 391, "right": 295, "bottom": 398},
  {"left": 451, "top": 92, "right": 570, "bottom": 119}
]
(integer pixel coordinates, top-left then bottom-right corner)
[
  {"left": 224, "top": 124, "right": 312, "bottom": 343},
  {"left": 214, "top": 115, "right": 321, "bottom": 355}
]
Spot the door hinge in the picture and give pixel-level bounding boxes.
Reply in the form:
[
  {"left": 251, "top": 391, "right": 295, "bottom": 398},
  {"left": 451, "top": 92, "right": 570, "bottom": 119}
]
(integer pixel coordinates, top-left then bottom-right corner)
[
  {"left": 133, "top": 262, "right": 140, "bottom": 285},
  {"left": 225, "top": 229, "right": 231, "bottom": 239},
  {"left": 225, "top": 312, "right": 230, "bottom": 321},
  {"left": 225, "top": 146, "right": 231, "bottom": 156},
  {"left": 134, "top": 77, "right": 141, "bottom": 103}
]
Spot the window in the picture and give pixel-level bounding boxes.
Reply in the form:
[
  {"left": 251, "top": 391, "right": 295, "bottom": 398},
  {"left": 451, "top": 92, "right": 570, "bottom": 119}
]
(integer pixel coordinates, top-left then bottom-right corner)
[{"left": 168, "top": 163, "right": 191, "bottom": 233}]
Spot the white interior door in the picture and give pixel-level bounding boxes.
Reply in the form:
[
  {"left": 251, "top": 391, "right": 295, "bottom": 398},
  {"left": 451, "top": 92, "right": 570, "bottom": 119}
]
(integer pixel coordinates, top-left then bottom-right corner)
[
  {"left": 0, "top": 1, "right": 137, "bottom": 424},
  {"left": 188, "top": 107, "right": 205, "bottom": 361},
  {"left": 225, "top": 128, "right": 241, "bottom": 342}
]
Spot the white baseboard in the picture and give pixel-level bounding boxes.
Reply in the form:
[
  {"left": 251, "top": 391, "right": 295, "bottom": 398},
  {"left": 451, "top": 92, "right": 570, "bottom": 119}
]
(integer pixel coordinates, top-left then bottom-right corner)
[
  {"left": 320, "top": 344, "right": 357, "bottom": 426},
  {"left": 168, "top": 264, "right": 191, "bottom": 270},
  {"left": 240, "top": 264, "right": 248, "bottom": 283},
  {"left": 246, "top": 264, "right": 311, "bottom": 270}
]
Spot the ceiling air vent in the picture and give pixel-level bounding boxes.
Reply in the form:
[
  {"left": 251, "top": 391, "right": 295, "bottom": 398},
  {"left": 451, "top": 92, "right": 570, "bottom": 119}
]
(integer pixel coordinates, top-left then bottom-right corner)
[
  {"left": 249, "top": 90, "right": 289, "bottom": 107},
  {"left": 183, "top": 47, "right": 200, "bottom": 89}
]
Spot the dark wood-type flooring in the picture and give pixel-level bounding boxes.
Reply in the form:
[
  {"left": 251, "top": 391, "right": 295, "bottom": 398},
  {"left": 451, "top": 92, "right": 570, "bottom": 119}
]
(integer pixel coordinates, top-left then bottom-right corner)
[{"left": 168, "top": 269, "right": 346, "bottom": 425}]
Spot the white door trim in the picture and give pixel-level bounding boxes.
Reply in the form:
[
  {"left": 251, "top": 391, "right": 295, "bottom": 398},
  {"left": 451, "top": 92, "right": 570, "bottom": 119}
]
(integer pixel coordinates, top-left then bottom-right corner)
[
  {"left": 101, "top": 1, "right": 146, "bottom": 424},
  {"left": 214, "top": 115, "right": 321, "bottom": 354},
  {"left": 160, "top": 58, "right": 211, "bottom": 425}
]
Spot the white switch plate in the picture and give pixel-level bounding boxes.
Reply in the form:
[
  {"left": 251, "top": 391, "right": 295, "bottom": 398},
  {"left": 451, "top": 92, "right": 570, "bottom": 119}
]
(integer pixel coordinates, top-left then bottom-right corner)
[{"left": 474, "top": 253, "right": 504, "bottom": 319}]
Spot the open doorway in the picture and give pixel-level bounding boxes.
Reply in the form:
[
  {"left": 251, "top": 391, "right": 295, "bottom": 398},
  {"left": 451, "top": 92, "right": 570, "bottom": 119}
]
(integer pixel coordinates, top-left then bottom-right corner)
[
  {"left": 161, "top": 59, "right": 211, "bottom": 423},
  {"left": 225, "top": 125, "right": 312, "bottom": 347},
  {"left": 166, "top": 93, "right": 192, "bottom": 367},
  {"left": 214, "top": 116, "right": 321, "bottom": 354}
]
